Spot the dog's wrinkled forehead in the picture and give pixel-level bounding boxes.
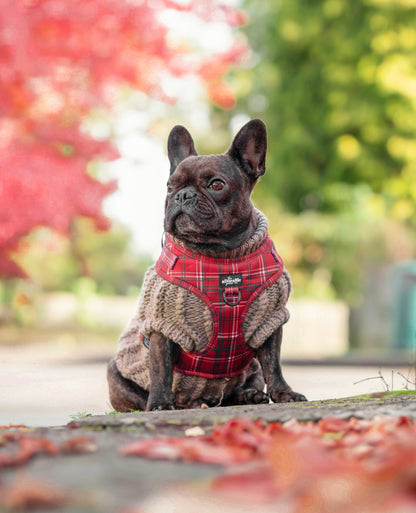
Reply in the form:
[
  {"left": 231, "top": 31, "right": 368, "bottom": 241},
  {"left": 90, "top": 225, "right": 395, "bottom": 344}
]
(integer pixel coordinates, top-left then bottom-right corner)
[{"left": 170, "top": 154, "right": 236, "bottom": 186}]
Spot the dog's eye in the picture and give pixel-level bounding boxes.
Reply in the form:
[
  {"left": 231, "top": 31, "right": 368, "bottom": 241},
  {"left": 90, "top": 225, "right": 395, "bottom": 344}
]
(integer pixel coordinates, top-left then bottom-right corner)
[
  {"left": 167, "top": 183, "right": 173, "bottom": 194},
  {"left": 209, "top": 179, "right": 225, "bottom": 191}
]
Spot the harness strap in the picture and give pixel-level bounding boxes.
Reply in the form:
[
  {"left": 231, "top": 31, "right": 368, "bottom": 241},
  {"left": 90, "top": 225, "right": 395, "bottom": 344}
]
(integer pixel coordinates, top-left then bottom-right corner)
[{"left": 154, "top": 234, "right": 284, "bottom": 378}]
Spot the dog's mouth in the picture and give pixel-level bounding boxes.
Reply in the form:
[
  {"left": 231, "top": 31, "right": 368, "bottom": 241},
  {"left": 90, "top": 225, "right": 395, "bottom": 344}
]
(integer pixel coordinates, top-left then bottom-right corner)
[
  {"left": 166, "top": 212, "right": 222, "bottom": 243},
  {"left": 173, "top": 212, "right": 199, "bottom": 233},
  {"left": 171, "top": 212, "right": 214, "bottom": 236},
  {"left": 165, "top": 209, "right": 258, "bottom": 255},
  {"left": 166, "top": 201, "right": 218, "bottom": 231}
]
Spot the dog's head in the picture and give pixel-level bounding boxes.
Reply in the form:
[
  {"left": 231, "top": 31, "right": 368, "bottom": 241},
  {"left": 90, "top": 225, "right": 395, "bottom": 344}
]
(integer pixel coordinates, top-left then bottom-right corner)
[{"left": 164, "top": 119, "right": 267, "bottom": 254}]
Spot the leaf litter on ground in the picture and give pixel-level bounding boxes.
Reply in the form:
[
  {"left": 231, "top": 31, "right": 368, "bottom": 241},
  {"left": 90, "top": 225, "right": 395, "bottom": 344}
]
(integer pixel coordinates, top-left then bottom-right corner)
[
  {"left": 0, "top": 428, "right": 98, "bottom": 511},
  {"left": 121, "top": 415, "right": 416, "bottom": 513}
]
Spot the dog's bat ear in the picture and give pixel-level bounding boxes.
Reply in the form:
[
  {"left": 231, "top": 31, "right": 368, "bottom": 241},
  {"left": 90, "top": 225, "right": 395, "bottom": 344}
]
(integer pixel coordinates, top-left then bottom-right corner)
[
  {"left": 227, "top": 119, "right": 267, "bottom": 181},
  {"left": 167, "top": 125, "right": 198, "bottom": 174}
]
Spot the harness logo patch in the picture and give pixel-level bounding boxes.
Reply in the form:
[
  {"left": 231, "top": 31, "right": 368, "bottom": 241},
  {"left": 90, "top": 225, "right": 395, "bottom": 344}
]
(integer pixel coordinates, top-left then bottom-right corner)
[{"left": 219, "top": 273, "right": 243, "bottom": 288}]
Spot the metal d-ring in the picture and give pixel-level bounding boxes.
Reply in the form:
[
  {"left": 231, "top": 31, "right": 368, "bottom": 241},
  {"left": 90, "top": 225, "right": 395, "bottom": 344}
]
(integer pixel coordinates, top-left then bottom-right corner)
[
  {"left": 160, "top": 232, "right": 167, "bottom": 248},
  {"left": 223, "top": 288, "right": 241, "bottom": 306}
]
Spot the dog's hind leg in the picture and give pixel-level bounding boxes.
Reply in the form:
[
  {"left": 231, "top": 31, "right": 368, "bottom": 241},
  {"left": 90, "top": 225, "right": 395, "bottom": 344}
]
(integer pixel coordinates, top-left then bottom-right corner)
[{"left": 107, "top": 358, "right": 148, "bottom": 412}]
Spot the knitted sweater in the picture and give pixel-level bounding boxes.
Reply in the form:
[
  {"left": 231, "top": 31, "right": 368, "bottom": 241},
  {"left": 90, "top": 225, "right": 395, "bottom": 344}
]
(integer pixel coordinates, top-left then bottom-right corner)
[{"left": 115, "top": 210, "right": 291, "bottom": 390}]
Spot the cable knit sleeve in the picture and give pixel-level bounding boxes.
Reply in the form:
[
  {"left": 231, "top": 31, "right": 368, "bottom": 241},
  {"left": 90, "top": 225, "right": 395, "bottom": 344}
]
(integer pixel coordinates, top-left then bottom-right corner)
[
  {"left": 243, "top": 270, "right": 292, "bottom": 349},
  {"left": 115, "top": 265, "right": 213, "bottom": 388}
]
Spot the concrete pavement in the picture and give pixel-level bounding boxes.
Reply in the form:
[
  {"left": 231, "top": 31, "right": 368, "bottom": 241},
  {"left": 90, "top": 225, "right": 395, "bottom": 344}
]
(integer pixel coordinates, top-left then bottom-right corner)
[
  {"left": 1, "top": 341, "right": 416, "bottom": 512},
  {"left": 1, "top": 393, "right": 415, "bottom": 513}
]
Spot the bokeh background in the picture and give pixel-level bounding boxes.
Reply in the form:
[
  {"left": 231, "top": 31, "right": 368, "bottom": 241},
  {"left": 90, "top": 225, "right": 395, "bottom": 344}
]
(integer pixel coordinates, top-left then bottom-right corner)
[{"left": 1, "top": 0, "right": 416, "bottom": 425}]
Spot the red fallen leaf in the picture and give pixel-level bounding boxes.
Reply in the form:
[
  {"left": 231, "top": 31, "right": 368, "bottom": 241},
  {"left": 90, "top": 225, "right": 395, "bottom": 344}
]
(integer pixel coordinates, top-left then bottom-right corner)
[
  {"left": 121, "top": 437, "right": 254, "bottom": 465},
  {"left": 211, "top": 464, "right": 279, "bottom": 504},
  {"left": 2, "top": 433, "right": 19, "bottom": 441},
  {"left": 0, "top": 435, "right": 60, "bottom": 468},
  {"left": 60, "top": 436, "right": 96, "bottom": 455},
  {"left": 121, "top": 438, "right": 189, "bottom": 460},
  {"left": 0, "top": 476, "right": 68, "bottom": 511},
  {"left": 0, "top": 433, "right": 96, "bottom": 469},
  {"left": 10, "top": 436, "right": 60, "bottom": 467},
  {"left": 318, "top": 416, "right": 351, "bottom": 433},
  {"left": 0, "top": 453, "right": 20, "bottom": 468}
]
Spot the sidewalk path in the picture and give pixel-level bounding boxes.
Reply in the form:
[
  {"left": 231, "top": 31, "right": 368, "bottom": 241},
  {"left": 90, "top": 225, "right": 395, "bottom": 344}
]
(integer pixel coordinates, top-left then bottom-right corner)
[
  {"left": 1, "top": 341, "right": 415, "bottom": 426},
  {"left": 1, "top": 393, "right": 416, "bottom": 512}
]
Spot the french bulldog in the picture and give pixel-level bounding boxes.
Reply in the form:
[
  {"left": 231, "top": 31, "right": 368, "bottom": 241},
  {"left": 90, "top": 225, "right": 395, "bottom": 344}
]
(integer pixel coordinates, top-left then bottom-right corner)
[{"left": 107, "top": 119, "right": 306, "bottom": 411}]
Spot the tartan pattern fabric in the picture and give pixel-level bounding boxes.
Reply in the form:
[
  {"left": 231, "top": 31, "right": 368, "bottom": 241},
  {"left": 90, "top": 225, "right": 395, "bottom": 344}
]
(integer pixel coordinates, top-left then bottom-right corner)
[{"left": 155, "top": 234, "right": 284, "bottom": 379}]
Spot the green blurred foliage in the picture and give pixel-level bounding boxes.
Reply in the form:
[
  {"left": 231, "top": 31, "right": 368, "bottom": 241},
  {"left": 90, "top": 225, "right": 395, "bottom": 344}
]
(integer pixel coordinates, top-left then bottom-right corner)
[
  {"left": 210, "top": 0, "right": 416, "bottom": 302},
  {"left": 0, "top": 219, "right": 152, "bottom": 327},
  {"left": 14, "top": 219, "right": 152, "bottom": 296},
  {"left": 236, "top": 0, "right": 416, "bottom": 215},
  {"left": 256, "top": 190, "right": 416, "bottom": 304}
]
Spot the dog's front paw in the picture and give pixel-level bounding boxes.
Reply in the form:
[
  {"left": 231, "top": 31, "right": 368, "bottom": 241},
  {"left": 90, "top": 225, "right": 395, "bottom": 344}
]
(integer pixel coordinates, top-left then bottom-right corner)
[
  {"left": 269, "top": 389, "right": 307, "bottom": 403},
  {"left": 148, "top": 403, "right": 176, "bottom": 411},
  {"left": 146, "top": 395, "right": 176, "bottom": 411},
  {"left": 241, "top": 388, "right": 270, "bottom": 405}
]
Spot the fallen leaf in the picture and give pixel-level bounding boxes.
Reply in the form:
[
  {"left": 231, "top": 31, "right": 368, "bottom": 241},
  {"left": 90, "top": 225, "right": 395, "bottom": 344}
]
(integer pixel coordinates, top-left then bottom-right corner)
[
  {"left": 0, "top": 433, "right": 96, "bottom": 468},
  {"left": 60, "top": 436, "right": 97, "bottom": 454},
  {"left": 0, "top": 476, "right": 68, "bottom": 511}
]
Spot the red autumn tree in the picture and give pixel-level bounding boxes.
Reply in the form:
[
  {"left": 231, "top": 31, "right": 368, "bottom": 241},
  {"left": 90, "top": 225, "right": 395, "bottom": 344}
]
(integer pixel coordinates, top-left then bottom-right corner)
[{"left": 0, "top": 0, "right": 246, "bottom": 278}]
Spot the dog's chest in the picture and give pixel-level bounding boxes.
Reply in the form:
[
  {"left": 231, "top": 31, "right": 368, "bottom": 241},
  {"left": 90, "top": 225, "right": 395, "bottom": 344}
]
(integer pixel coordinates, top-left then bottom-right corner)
[{"left": 154, "top": 234, "right": 284, "bottom": 379}]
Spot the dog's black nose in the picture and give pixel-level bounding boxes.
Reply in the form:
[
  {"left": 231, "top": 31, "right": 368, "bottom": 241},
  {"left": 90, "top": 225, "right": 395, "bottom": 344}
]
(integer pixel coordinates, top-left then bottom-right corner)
[{"left": 175, "top": 188, "right": 197, "bottom": 204}]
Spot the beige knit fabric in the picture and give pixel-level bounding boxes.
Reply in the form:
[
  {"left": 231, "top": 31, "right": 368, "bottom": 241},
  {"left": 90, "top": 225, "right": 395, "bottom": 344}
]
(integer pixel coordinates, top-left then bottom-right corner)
[{"left": 115, "top": 210, "right": 291, "bottom": 390}]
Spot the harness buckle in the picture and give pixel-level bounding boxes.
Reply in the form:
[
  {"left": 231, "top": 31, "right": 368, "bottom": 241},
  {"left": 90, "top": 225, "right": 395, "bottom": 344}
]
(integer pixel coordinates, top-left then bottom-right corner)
[{"left": 223, "top": 287, "right": 241, "bottom": 306}]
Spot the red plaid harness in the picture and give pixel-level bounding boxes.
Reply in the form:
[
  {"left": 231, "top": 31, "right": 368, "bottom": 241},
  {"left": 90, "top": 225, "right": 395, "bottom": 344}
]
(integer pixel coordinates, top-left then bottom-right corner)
[{"left": 154, "top": 234, "right": 284, "bottom": 379}]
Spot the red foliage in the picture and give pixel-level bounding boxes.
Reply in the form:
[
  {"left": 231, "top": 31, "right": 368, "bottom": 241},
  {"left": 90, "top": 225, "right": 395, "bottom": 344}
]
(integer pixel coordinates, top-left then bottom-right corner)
[
  {"left": 0, "top": 0, "right": 246, "bottom": 278},
  {"left": 122, "top": 416, "right": 416, "bottom": 513}
]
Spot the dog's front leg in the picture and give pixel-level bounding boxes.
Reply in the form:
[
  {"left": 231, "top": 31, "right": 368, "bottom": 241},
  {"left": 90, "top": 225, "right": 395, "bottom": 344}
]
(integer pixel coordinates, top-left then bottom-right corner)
[
  {"left": 257, "top": 326, "right": 307, "bottom": 403},
  {"left": 146, "top": 333, "right": 177, "bottom": 411}
]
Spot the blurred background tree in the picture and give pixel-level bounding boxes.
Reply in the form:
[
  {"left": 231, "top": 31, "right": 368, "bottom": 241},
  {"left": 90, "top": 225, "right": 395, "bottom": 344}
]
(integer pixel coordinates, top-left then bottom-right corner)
[
  {"left": 14, "top": 220, "right": 153, "bottom": 296},
  {"left": 0, "top": 0, "right": 245, "bottom": 280},
  {"left": 2, "top": 0, "right": 415, "bottom": 349},
  {"left": 209, "top": 0, "right": 416, "bottom": 303},
  {"left": 0, "top": 0, "right": 248, "bottom": 332}
]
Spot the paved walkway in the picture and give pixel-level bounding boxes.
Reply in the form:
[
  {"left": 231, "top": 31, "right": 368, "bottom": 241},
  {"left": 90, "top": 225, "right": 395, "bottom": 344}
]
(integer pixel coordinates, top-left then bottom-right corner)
[
  {"left": 1, "top": 343, "right": 416, "bottom": 512},
  {"left": 1, "top": 343, "right": 415, "bottom": 426},
  {"left": 1, "top": 393, "right": 416, "bottom": 512}
]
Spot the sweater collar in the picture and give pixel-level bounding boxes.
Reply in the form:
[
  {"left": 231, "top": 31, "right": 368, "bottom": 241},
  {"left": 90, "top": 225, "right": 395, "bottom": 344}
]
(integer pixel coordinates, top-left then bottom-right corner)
[{"left": 169, "top": 209, "right": 269, "bottom": 259}]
